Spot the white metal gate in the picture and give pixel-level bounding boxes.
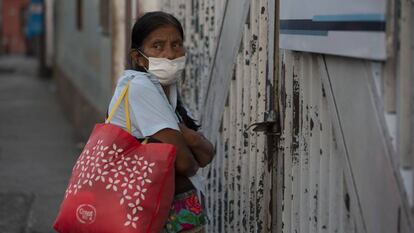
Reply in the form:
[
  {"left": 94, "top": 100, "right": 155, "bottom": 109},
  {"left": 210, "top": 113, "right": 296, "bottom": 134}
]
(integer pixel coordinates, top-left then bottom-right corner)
[
  {"left": 160, "top": 0, "right": 414, "bottom": 232},
  {"left": 162, "top": 0, "right": 277, "bottom": 232},
  {"left": 278, "top": 50, "right": 414, "bottom": 233},
  {"left": 279, "top": 52, "right": 362, "bottom": 233}
]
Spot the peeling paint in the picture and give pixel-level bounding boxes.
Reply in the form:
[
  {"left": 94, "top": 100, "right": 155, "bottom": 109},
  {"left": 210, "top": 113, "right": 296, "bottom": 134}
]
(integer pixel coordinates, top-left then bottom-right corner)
[
  {"left": 164, "top": 0, "right": 277, "bottom": 232},
  {"left": 278, "top": 51, "right": 362, "bottom": 233}
]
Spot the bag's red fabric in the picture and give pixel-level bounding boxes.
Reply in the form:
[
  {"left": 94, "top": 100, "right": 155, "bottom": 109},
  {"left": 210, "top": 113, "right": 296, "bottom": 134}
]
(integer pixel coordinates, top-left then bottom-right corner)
[{"left": 53, "top": 123, "right": 176, "bottom": 233}]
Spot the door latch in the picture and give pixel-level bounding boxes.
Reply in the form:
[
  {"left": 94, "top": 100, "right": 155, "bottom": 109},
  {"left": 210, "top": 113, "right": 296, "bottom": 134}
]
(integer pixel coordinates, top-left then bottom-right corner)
[{"left": 243, "top": 111, "right": 281, "bottom": 137}]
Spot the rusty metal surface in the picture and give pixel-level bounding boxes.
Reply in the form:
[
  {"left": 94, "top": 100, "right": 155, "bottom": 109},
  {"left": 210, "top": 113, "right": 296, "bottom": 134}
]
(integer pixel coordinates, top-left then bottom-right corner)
[
  {"left": 161, "top": 1, "right": 414, "bottom": 233},
  {"left": 279, "top": 50, "right": 414, "bottom": 233},
  {"left": 279, "top": 51, "right": 359, "bottom": 233},
  {"left": 162, "top": 0, "right": 275, "bottom": 232}
]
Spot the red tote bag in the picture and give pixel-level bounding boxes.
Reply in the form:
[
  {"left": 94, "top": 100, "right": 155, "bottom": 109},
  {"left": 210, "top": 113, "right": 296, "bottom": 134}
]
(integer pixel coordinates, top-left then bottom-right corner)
[{"left": 54, "top": 81, "right": 176, "bottom": 233}]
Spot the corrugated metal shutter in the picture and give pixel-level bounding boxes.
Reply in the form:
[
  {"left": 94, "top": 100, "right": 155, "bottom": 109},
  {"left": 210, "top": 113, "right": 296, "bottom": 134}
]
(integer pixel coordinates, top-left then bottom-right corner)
[
  {"left": 162, "top": 0, "right": 277, "bottom": 232},
  {"left": 160, "top": 0, "right": 414, "bottom": 232}
]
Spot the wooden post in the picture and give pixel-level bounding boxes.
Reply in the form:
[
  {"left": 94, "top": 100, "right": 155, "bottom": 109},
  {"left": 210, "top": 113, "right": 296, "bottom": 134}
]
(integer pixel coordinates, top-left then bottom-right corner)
[
  {"left": 383, "top": 0, "right": 398, "bottom": 113},
  {"left": 398, "top": 0, "right": 413, "bottom": 169},
  {"left": 111, "top": 0, "right": 126, "bottom": 89}
]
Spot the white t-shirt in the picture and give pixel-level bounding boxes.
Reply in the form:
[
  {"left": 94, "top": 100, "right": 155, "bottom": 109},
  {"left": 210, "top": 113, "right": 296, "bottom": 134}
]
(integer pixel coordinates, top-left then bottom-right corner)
[
  {"left": 107, "top": 70, "right": 180, "bottom": 139},
  {"left": 108, "top": 70, "right": 207, "bottom": 200}
]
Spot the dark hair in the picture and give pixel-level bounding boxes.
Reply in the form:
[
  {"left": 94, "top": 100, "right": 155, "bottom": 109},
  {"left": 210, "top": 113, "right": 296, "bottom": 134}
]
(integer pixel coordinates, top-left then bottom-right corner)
[
  {"left": 131, "top": 11, "right": 184, "bottom": 50},
  {"left": 131, "top": 11, "right": 200, "bottom": 131}
]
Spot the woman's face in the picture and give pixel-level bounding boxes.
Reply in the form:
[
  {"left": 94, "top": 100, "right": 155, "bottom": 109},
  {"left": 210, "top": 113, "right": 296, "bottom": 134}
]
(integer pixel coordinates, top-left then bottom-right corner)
[{"left": 134, "top": 25, "right": 185, "bottom": 69}]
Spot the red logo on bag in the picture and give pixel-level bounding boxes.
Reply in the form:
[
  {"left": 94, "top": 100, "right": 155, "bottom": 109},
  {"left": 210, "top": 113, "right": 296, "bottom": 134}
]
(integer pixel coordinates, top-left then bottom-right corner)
[{"left": 76, "top": 204, "right": 96, "bottom": 224}]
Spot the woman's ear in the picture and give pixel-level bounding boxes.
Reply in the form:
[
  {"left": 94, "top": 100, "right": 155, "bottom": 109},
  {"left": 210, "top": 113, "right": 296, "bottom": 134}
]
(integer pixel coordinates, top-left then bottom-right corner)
[{"left": 131, "top": 50, "right": 148, "bottom": 69}]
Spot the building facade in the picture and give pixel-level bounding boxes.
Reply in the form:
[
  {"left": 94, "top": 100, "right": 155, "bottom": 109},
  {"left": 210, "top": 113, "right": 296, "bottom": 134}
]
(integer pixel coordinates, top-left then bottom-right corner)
[
  {"left": 53, "top": 0, "right": 161, "bottom": 139},
  {"left": 1, "top": 0, "right": 29, "bottom": 54},
  {"left": 53, "top": 0, "right": 114, "bottom": 138}
]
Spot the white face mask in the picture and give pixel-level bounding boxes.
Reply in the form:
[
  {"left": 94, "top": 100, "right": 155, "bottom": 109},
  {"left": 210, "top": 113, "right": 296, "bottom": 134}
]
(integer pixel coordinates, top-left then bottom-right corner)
[{"left": 139, "top": 51, "right": 186, "bottom": 85}]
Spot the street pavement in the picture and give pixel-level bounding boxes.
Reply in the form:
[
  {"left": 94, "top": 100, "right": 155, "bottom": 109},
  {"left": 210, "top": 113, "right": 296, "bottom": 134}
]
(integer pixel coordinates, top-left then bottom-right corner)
[{"left": 0, "top": 56, "right": 80, "bottom": 233}]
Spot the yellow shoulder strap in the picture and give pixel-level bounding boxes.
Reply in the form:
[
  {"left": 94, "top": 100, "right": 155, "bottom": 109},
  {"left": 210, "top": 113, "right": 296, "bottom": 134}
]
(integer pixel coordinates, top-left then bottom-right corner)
[
  {"left": 141, "top": 137, "right": 149, "bottom": 145},
  {"left": 124, "top": 84, "right": 131, "bottom": 133},
  {"left": 105, "top": 80, "right": 132, "bottom": 133}
]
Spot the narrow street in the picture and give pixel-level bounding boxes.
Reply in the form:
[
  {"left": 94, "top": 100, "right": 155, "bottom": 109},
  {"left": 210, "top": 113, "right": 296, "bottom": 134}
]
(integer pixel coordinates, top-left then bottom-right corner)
[{"left": 0, "top": 56, "right": 80, "bottom": 233}]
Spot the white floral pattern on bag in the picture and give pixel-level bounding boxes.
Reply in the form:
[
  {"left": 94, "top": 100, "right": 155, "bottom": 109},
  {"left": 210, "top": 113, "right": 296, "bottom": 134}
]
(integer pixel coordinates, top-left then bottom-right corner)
[{"left": 66, "top": 139, "right": 157, "bottom": 229}]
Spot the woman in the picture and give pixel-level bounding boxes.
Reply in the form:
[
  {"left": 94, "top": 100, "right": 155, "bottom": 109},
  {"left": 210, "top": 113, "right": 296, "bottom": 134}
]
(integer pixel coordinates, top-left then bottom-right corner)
[{"left": 107, "top": 11, "right": 215, "bottom": 233}]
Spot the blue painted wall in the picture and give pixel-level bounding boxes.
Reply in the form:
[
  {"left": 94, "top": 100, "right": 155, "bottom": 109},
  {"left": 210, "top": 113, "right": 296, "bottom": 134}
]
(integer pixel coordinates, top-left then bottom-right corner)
[{"left": 54, "top": 0, "right": 112, "bottom": 113}]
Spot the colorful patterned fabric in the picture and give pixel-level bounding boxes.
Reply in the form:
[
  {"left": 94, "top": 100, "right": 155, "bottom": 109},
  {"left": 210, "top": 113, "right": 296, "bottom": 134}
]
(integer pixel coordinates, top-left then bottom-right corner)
[{"left": 164, "top": 189, "right": 207, "bottom": 233}]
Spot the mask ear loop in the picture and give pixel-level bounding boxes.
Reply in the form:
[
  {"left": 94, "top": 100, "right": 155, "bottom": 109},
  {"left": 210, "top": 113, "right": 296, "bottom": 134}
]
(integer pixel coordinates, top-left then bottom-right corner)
[
  {"left": 130, "top": 49, "right": 149, "bottom": 71},
  {"left": 137, "top": 49, "right": 149, "bottom": 59}
]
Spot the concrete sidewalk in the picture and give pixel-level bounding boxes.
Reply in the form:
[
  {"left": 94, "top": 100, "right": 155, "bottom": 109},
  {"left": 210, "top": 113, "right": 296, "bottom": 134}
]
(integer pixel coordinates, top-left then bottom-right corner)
[{"left": 0, "top": 56, "right": 80, "bottom": 233}]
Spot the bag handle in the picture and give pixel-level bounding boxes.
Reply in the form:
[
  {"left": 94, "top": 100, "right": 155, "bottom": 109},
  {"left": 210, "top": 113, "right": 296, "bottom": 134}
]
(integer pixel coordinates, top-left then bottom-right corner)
[{"left": 105, "top": 81, "right": 132, "bottom": 133}]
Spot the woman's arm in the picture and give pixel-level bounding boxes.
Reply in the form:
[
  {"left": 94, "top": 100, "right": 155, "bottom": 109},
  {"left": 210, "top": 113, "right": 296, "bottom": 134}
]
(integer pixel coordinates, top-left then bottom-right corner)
[
  {"left": 126, "top": 78, "right": 199, "bottom": 177},
  {"left": 179, "top": 123, "right": 215, "bottom": 167},
  {"left": 151, "top": 128, "right": 200, "bottom": 177}
]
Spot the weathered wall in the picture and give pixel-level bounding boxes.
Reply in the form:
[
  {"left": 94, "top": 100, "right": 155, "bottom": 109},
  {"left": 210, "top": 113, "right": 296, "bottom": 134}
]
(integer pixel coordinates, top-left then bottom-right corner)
[
  {"left": 54, "top": 0, "right": 112, "bottom": 138},
  {"left": 138, "top": 1, "right": 160, "bottom": 13},
  {"left": 163, "top": 0, "right": 277, "bottom": 232},
  {"left": 279, "top": 50, "right": 414, "bottom": 233},
  {"left": 54, "top": 0, "right": 112, "bottom": 114},
  {"left": 162, "top": 0, "right": 226, "bottom": 120},
  {"left": 164, "top": 0, "right": 414, "bottom": 232}
]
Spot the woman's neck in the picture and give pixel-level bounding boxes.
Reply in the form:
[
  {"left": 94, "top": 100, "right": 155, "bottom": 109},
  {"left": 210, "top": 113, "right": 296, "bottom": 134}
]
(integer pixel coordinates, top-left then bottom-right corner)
[{"left": 162, "top": 85, "right": 170, "bottom": 98}]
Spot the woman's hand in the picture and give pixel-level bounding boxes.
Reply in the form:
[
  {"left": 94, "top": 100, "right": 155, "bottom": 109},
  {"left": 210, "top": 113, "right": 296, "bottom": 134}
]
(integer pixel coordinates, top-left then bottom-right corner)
[{"left": 179, "top": 123, "right": 215, "bottom": 167}]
